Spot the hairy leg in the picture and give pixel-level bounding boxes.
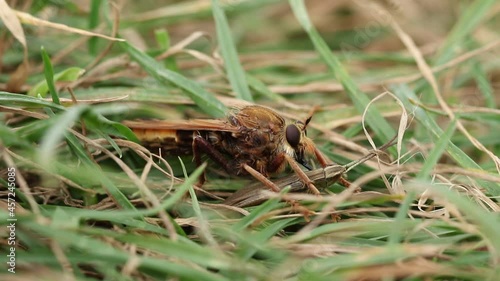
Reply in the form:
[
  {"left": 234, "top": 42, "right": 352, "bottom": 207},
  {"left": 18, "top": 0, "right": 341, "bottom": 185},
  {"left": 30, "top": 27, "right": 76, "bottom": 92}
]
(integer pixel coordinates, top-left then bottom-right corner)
[
  {"left": 192, "top": 135, "right": 233, "bottom": 186},
  {"left": 284, "top": 154, "right": 320, "bottom": 195}
]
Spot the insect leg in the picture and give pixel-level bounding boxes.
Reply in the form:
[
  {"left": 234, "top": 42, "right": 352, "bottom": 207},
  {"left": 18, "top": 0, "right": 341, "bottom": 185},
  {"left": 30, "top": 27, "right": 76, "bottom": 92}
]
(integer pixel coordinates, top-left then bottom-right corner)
[
  {"left": 312, "top": 146, "right": 352, "bottom": 188},
  {"left": 313, "top": 146, "right": 333, "bottom": 167},
  {"left": 284, "top": 154, "right": 321, "bottom": 195},
  {"left": 242, "top": 164, "right": 281, "bottom": 193},
  {"left": 193, "top": 135, "right": 234, "bottom": 182},
  {"left": 192, "top": 135, "right": 206, "bottom": 186},
  {"left": 339, "top": 177, "right": 352, "bottom": 188}
]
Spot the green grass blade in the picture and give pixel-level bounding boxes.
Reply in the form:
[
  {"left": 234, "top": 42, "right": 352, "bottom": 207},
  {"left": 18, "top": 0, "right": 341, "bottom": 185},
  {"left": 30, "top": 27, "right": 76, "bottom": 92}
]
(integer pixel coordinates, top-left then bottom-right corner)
[
  {"left": 28, "top": 67, "right": 85, "bottom": 97},
  {"left": 24, "top": 221, "right": 227, "bottom": 280},
  {"left": 88, "top": 0, "right": 101, "bottom": 55},
  {"left": 64, "top": 132, "right": 96, "bottom": 167},
  {"left": 0, "top": 92, "right": 65, "bottom": 109},
  {"left": 246, "top": 74, "right": 290, "bottom": 104},
  {"left": 154, "top": 28, "right": 178, "bottom": 71},
  {"left": 38, "top": 163, "right": 206, "bottom": 221},
  {"left": 410, "top": 181, "right": 500, "bottom": 256},
  {"left": 211, "top": 0, "right": 253, "bottom": 102},
  {"left": 120, "top": 41, "right": 227, "bottom": 117},
  {"left": 40, "top": 46, "right": 60, "bottom": 104},
  {"left": 35, "top": 103, "right": 138, "bottom": 212},
  {"left": 90, "top": 103, "right": 139, "bottom": 141},
  {"left": 232, "top": 188, "right": 290, "bottom": 232},
  {"left": 237, "top": 218, "right": 294, "bottom": 260},
  {"left": 417, "top": 119, "right": 457, "bottom": 179},
  {"left": 472, "top": 62, "right": 496, "bottom": 108},
  {"left": 95, "top": 168, "right": 138, "bottom": 212},
  {"left": 434, "top": 0, "right": 496, "bottom": 65},
  {"left": 38, "top": 104, "right": 88, "bottom": 165},
  {"left": 0, "top": 123, "right": 32, "bottom": 148},
  {"left": 289, "top": 0, "right": 396, "bottom": 150},
  {"left": 387, "top": 190, "right": 416, "bottom": 245},
  {"left": 155, "top": 29, "right": 170, "bottom": 50},
  {"left": 118, "top": 233, "right": 231, "bottom": 269}
]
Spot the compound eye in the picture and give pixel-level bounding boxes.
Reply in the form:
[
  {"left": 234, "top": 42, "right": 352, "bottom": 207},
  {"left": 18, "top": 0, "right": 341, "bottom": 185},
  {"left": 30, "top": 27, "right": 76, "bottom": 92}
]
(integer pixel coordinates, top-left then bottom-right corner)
[{"left": 286, "top": 124, "right": 301, "bottom": 147}]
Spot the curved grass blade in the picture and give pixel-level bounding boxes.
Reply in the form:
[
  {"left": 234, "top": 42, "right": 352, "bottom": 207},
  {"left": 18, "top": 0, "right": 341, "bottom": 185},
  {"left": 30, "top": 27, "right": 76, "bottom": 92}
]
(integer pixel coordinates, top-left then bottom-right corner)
[
  {"left": 28, "top": 66, "right": 84, "bottom": 97},
  {"left": 211, "top": 0, "right": 253, "bottom": 102},
  {"left": 417, "top": 119, "right": 457, "bottom": 179},
  {"left": 232, "top": 187, "right": 291, "bottom": 231},
  {"left": 120, "top": 41, "right": 227, "bottom": 117},
  {"left": 38, "top": 104, "right": 88, "bottom": 166},
  {"left": 392, "top": 84, "right": 499, "bottom": 196},
  {"left": 0, "top": 91, "right": 65, "bottom": 110},
  {"left": 434, "top": 0, "right": 496, "bottom": 65},
  {"left": 40, "top": 46, "right": 60, "bottom": 104}
]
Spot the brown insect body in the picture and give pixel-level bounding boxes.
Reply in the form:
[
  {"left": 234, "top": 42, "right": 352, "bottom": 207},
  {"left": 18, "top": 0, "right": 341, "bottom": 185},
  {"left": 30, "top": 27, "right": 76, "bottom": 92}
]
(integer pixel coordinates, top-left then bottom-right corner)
[
  {"left": 125, "top": 105, "right": 318, "bottom": 177},
  {"left": 224, "top": 106, "right": 315, "bottom": 176}
]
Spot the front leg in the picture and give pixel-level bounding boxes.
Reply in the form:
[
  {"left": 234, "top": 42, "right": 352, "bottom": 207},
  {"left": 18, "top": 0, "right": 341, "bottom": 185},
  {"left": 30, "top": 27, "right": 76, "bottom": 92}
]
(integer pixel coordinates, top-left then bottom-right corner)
[
  {"left": 242, "top": 164, "right": 281, "bottom": 192},
  {"left": 284, "top": 153, "right": 321, "bottom": 195},
  {"left": 242, "top": 163, "right": 313, "bottom": 220},
  {"left": 313, "top": 146, "right": 332, "bottom": 167}
]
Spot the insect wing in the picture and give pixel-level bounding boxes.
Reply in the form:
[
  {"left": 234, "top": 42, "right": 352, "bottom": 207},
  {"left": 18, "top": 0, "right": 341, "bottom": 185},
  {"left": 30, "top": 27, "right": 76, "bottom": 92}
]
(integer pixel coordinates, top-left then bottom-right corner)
[
  {"left": 123, "top": 119, "right": 239, "bottom": 146},
  {"left": 123, "top": 119, "right": 238, "bottom": 132}
]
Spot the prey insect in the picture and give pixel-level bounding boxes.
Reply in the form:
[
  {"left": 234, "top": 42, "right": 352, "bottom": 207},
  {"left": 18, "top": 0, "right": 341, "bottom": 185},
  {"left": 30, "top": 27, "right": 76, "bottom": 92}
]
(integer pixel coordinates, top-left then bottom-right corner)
[
  {"left": 124, "top": 105, "right": 332, "bottom": 194},
  {"left": 223, "top": 137, "right": 396, "bottom": 207},
  {"left": 224, "top": 164, "right": 345, "bottom": 207}
]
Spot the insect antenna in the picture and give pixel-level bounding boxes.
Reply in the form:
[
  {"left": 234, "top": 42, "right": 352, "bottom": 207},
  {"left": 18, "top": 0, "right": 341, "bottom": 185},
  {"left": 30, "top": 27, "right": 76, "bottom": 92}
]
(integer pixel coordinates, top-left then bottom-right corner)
[
  {"left": 302, "top": 105, "right": 319, "bottom": 130},
  {"left": 344, "top": 135, "right": 398, "bottom": 172}
]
